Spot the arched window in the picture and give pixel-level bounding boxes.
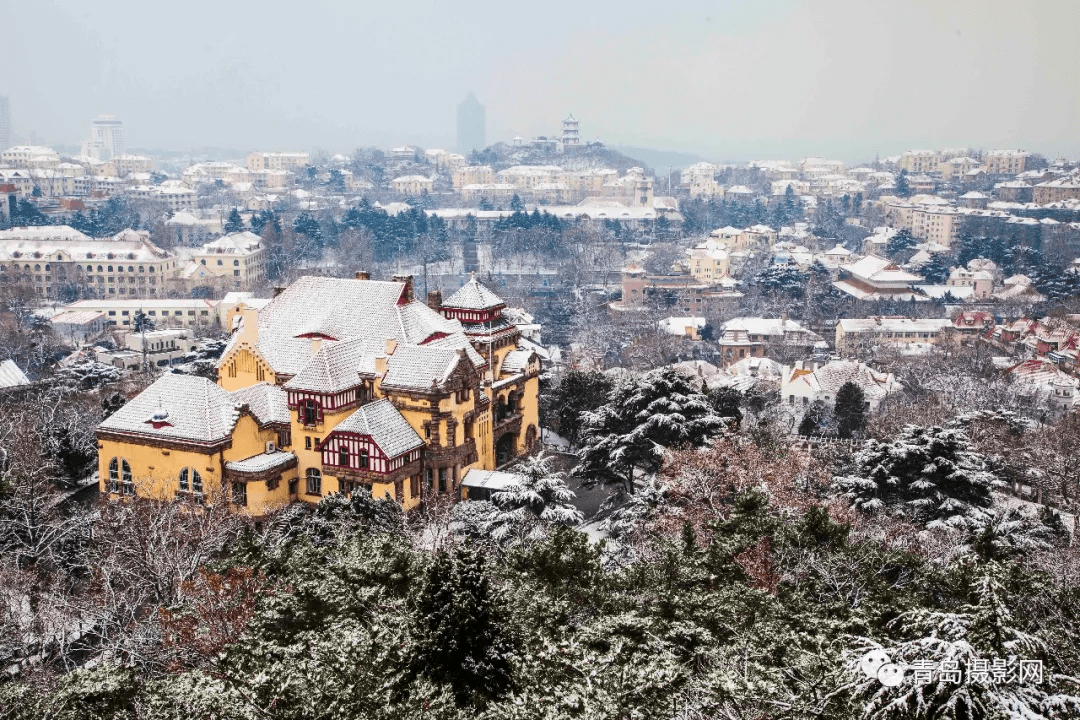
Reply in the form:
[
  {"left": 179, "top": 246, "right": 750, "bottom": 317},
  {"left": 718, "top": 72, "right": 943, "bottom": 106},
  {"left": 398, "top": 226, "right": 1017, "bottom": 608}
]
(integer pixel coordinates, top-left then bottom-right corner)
[
  {"left": 98, "top": 265, "right": 103, "bottom": 272},
  {"left": 191, "top": 469, "right": 203, "bottom": 495},
  {"left": 108, "top": 458, "right": 119, "bottom": 492},
  {"left": 233, "top": 259, "right": 240, "bottom": 266},
  {"left": 179, "top": 468, "right": 189, "bottom": 492},
  {"left": 107, "top": 265, "right": 113, "bottom": 272},
  {"left": 306, "top": 468, "right": 321, "bottom": 495},
  {"left": 121, "top": 459, "right": 134, "bottom": 495}
]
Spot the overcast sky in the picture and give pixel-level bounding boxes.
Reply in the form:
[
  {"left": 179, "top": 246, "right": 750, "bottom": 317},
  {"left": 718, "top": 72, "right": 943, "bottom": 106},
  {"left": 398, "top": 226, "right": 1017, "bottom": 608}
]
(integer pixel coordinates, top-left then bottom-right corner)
[{"left": 5, "top": 0, "right": 1078, "bottom": 162}]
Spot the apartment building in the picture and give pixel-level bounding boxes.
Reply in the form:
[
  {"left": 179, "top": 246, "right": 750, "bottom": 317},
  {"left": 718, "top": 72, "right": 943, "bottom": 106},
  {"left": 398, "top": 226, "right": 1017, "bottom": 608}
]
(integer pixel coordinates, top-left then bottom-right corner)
[
  {"left": 939, "top": 156, "right": 981, "bottom": 181},
  {"left": 910, "top": 206, "right": 965, "bottom": 247},
  {"left": 245, "top": 152, "right": 309, "bottom": 172},
  {"left": 185, "top": 232, "right": 268, "bottom": 291},
  {"left": 898, "top": 150, "right": 941, "bottom": 174},
  {"left": 983, "top": 150, "right": 1028, "bottom": 176},
  {"left": 1033, "top": 178, "right": 1080, "bottom": 204},
  {"left": 0, "top": 146, "right": 61, "bottom": 169},
  {"left": 452, "top": 165, "right": 495, "bottom": 188}
]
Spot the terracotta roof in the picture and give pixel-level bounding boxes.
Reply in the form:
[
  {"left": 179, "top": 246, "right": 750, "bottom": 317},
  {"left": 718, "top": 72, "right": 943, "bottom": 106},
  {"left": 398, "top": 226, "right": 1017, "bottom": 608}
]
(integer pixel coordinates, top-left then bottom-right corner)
[{"left": 329, "top": 399, "right": 424, "bottom": 458}]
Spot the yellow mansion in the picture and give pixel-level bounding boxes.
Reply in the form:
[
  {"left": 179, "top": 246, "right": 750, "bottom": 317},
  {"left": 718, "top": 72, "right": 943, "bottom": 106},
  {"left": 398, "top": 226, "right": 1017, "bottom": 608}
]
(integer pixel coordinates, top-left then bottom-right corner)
[{"left": 96, "top": 274, "right": 540, "bottom": 515}]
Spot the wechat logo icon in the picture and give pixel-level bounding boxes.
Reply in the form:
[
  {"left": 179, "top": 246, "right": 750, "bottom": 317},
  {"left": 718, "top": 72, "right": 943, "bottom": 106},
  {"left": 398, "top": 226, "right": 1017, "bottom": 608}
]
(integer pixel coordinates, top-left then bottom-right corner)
[{"left": 860, "top": 649, "right": 905, "bottom": 687}]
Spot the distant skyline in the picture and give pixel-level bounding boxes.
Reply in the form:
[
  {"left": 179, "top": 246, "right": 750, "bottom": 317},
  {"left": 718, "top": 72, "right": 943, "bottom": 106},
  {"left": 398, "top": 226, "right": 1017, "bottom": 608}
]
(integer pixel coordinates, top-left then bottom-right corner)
[{"left": 3, "top": 0, "right": 1079, "bottom": 164}]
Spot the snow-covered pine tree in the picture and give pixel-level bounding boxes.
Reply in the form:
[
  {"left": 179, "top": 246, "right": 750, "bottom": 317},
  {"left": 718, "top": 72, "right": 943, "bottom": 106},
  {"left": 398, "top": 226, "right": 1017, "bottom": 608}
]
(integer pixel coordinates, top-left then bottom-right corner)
[
  {"left": 844, "top": 570, "right": 1080, "bottom": 720},
  {"left": 832, "top": 425, "right": 1000, "bottom": 531},
  {"left": 574, "top": 367, "right": 723, "bottom": 494},
  {"left": 486, "top": 452, "right": 583, "bottom": 546},
  {"left": 222, "top": 208, "right": 245, "bottom": 234}
]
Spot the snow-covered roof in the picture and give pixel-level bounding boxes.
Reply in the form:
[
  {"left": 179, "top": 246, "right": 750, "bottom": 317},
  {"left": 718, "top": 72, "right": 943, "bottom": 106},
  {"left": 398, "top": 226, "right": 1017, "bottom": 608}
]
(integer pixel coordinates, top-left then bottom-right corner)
[
  {"left": 98, "top": 374, "right": 240, "bottom": 445},
  {"left": 0, "top": 360, "right": 31, "bottom": 389},
  {"left": 228, "top": 276, "right": 462, "bottom": 379},
  {"left": 230, "top": 382, "right": 290, "bottom": 426},
  {"left": 225, "top": 451, "right": 297, "bottom": 474},
  {"left": 327, "top": 399, "right": 424, "bottom": 458},
  {"left": 442, "top": 277, "right": 506, "bottom": 310}
]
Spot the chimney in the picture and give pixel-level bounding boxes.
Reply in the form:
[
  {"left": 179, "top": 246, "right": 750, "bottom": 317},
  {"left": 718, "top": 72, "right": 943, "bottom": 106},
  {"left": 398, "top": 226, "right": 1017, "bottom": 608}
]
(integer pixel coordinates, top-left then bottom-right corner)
[
  {"left": 393, "top": 274, "right": 414, "bottom": 302},
  {"left": 355, "top": 270, "right": 370, "bottom": 280},
  {"left": 427, "top": 289, "right": 443, "bottom": 312},
  {"left": 385, "top": 338, "right": 398, "bottom": 355},
  {"left": 310, "top": 337, "right": 322, "bottom": 356},
  {"left": 235, "top": 307, "right": 260, "bottom": 346}
]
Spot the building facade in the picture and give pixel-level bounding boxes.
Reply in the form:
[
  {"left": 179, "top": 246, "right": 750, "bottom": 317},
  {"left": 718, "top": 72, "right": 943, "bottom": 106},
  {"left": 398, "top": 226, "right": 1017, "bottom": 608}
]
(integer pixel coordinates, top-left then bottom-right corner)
[
  {"left": 96, "top": 275, "right": 541, "bottom": 517},
  {"left": 0, "top": 226, "right": 180, "bottom": 300}
]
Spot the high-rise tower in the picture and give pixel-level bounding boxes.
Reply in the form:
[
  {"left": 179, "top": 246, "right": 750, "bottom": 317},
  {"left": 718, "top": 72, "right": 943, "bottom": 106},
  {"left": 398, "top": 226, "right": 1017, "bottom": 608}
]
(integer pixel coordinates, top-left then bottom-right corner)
[
  {"left": 0, "top": 96, "right": 10, "bottom": 151},
  {"left": 456, "top": 93, "right": 486, "bottom": 155},
  {"left": 86, "top": 115, "right": 124, "bottom": 160}
]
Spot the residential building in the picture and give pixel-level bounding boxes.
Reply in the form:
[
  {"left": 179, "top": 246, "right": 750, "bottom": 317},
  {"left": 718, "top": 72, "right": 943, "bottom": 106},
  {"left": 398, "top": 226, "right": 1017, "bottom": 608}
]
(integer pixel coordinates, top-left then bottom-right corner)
[
  {"left": 245, "top": 152, "right": 309, "bottom": 172},
  {"left": 164, "top": 212, "right": 220, "bottom": 246},
  {"left": 95, "top": 275, "right": 540, "bottom": 516},
  {"left": 0, "top": 146, "right": 60, "bottom": 169},
  {"left": 832, "top": 255, "right": 926, "bottom": 301},
  {"left": 0, "top": 225, "right": 180, "bottom": 300},
  {"left": 452, "top": 165, "right": 495, "bottom": 188},
  {"left": 1033, "top": 178, "right": 1080, "bottom": 204},
  {"left": 391, "top": 175, "right": 434, "bottom": 195},
  {"left": 939, "top": 156, "right": 981, "bottom": 181},
  {"left": 618, "top": 264, "right": 743, "bottom": 316},
  {"left": 946, "top": 266, "right": 993, "bottom": 299},
  {"left": 96, "top": 329, "right": 196, "bottom": 370},
  {"left": 781, "top": 359, "right": 901, "bottom": 412},
  {"left": 835, "top": 317, "right": 953, "bottom": 354},
  {"left": 457, "top": 93, "right": 486, "bottom": 155},
  {"left": 898, "top": 150, "right": 941, "bottom": 174},
  {"left": 184, "top": 232, "right": 268, "bottom": 291},
  {"left": 685, "top": 238, "right": 730, "bottom": 284},
  {"left": 996, "top": 181, "right": 1033, "bottom": 203},
  {"left": 718, "top": 317, "right": 820, "bottom": 364},
  {"left": 114, "top": 154, "right": 152, "bottom": 175},
  {"left": 983, "top": 150, "right": 1028, "bottom": 176}
]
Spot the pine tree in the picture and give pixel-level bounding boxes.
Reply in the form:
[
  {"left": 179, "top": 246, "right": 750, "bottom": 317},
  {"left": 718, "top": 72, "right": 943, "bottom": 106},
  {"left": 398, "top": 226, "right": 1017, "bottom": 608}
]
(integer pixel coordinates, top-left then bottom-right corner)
[
  {"left": 833, "top": 425, "right": 1000, "bottom": 531},
  {"left": 410, "top": 546, "right": 512, "bottom": 707},
  {"left": 919, "top": 252, "right": 953, "bottom": 284},
  {"left": 885, "top": 228, "right": 916, "bottom": 259},
  {"left": 895, "top": 169, "right": 911, "bottom": 198},
  {"left": 574, "top": 367, "right": 723, "bottom": 493},
  {"left": 834, "top": 381, "right": 867, "bottom": 439},
  {"left": 223, "top": 208, "right": 245, "bottom": 233}
]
